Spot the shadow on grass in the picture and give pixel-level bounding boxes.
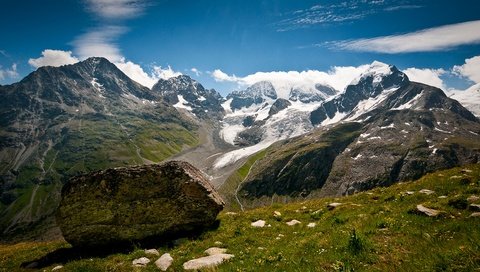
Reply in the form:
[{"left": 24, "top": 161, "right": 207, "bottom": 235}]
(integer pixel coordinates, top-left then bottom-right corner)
[{"left": 21, "top": 220, "right": 221, "bottom": 269}]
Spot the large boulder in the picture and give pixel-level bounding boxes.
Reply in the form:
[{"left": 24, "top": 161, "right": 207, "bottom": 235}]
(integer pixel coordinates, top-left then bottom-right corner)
[{"left": 56, "top": 161, "right": 224, "bottom": 248}]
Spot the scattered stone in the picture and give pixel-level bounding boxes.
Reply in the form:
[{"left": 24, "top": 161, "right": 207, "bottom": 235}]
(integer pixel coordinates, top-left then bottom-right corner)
[
  {"left": 56, "top": 161, "right": 224, "bottom": 248},
  {"left": 419, "top": 189, "right": 435, "bottom": 195},
  {"left": 301, "top": 206, "right": 307, "bottom": 210},
  {"left": 278, "top": 234, "right": 284, "bottom": 237},
  {"left": 286, "top": 219, "right": 301, "bottom": 226},
  {"left": 258, "top": 247, "right": 265, "bottom": 250},
  {"left": 461, "top": 169, "right": 473, "bottom": 173},
  {"left": 467, "top": 195, "right": 480, "bottom": 202},
  {"left": 438, "top": 196, "right": 448, "bottom": 199},
  {"left": 251, "top": 220, "right": 266, "bottom": 227},
  {"left": 132, "top": 257, "right": 150, "bottom": 267},
  {"left": 155, "top": 253, "right": 173, "bottom": 271},
  {"left": 469, "top": 212, "right": 480, "bottom": 217},
  {"left": 214, "top": 241, "right": 223, "bottom": 245},
  {"left": 469, "top": 204, "right": 480, "bottom": 211},
  {"left": 405, "top": 191, "right": 415, "bottom": 195},
  {"left": 183, "top": 254, "right": 234, "bottom": 270},
  {"left": 307, "top": 223, "right": 316, "bottom": 228},
  {"left": 273, "top": 211, "right": 282, "bottom": 217},
  {"left": 225, "top": 212, "right": 237, "bottom": 215},
  {"left": 205, "top": 247, "right": 228, "bottom": 256},
  {"left": 327, "top": 202, "right": 342, "bottom": 210},
  {"left": 52, "top": 266, "right": 63, "bottom": 271},
  {"left": 145, "top": 249, "right": 160, "bottom": 256},
  {"left": 450, "top": 175, "right": 462, "bottom": 179},
  {"left": 416, "top": 205, "right": 441, "bottom": 217}
]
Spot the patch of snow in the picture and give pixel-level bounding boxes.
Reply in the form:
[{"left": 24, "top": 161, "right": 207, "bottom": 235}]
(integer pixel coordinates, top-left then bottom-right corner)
[
  {"left": 368, "top": 136, "right": 381, "bottom": 140},
  {"left": 347, "top": 87, "right": 398, "bottom": 121},
  {"left": 198, "top": 95, "right": 206, "bottom": 101},
  {"left": 400, "top": 129, "right": 409, "bottom": 134},
  {"left": 434, "top": 127, "right": 452, "bottom": 134},
  {"left": 174, "top": 95, "right": 193, "bottom": 111},
  {"left": 214, "top": 141, "right": 273, "bottom": 169},
  {"left": 391, "top": 90, "right": 424, "bottom": 110},
  {"left": 321, "top": 111, "right": 347, "bottom": 126},
  {"left": 469, "top": 131, "right": 479, "bottom": 135},
  {"left": 219, "top": 124, "right": 245, "bottom": 145},
  {"left": 91, "top": 78, "right": 105, "bottom": 92},
  {"left": 405, "top": 122, "right": 411, "bottom": 126},
  {"left": 359, "top": 133, "right": 371, "bottom": 138},
  {"left": 380, "top": 123, "right": 395, "bottom": 129},
  {"left": 352, "top": 154, "right": 363, "bottom": 160},
  {"left": 221, "top": 98, "right": 233, "bottom": 113}
]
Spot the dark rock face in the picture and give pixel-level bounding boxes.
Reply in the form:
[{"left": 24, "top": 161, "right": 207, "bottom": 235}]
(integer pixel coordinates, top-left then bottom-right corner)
[
  {"left": 268, "top": 98, "right": 291, "bottom": 117},
  {"left": 56, "top": 161, "right": 224, "bottom": 248}
]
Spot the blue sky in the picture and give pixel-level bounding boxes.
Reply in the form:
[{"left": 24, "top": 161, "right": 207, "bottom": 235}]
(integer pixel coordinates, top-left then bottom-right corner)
[{"left": 1, "top": 0, "right": 480, "bottom": 95}]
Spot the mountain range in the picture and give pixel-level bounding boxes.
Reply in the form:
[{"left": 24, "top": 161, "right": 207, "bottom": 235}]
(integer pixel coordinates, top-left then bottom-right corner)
[{"left": 0, "top": 57, "right": 479, "bottom": 241}]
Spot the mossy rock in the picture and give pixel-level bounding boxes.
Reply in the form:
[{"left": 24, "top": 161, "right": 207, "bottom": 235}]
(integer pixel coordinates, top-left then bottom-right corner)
[{"left": 56, "top": 161, "right": 224, "bottom": 248}]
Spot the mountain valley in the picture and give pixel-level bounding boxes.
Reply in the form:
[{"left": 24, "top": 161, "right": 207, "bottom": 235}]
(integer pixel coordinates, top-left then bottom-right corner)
[{"left": 0, "top": 58, "right": 479, "bottom": 247}]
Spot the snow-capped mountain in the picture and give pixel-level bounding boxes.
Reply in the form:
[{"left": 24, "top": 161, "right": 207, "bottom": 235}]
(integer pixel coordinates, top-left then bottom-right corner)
[
  {"left": 448, "top": 83, "right": 480, "bottom": 117},
  {"left": 233, "top": 80, "right": 480, "bottom": 207},
  {"left": 215, "top": 80, "right": 338, "bottom": 168},
  {"left": 214, "top": 60, "right": 480, "bottom": 171},
  {"left": 214, "top": 61, "right": 406, "bottom": 168},
  {"left": 310, "top": 61, "right": 409, "bottom": 125},
  {"left": 152, "top": 75, "right": 225, "bottom": 119}
]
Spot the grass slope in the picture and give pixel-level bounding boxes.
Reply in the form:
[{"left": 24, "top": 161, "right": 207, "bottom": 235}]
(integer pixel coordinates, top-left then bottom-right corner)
[{"left": 1, "top": 164, "right": 480, "bottom": 271}]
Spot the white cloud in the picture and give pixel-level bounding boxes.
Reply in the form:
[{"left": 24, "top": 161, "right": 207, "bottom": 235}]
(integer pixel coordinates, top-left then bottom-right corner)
[
  {"left": 453, "top": 56, "right": 480, "bottom": 84},
  {"left": 403, "top": 68, "right": 446, "bottom": 89},
  {"left": 211, "top": 69, "right": 239, "bottom": 82},
  {"left": 72, "top": 26, "right": 126, "bottom": 62},
  {"left": 210, "top": 65, "right": 370, "bottom": 98},
  {"left": 28, "top": 49, "right": 79, "bottom": 68},
  {"left": 85, "top": 0, "right": 147, "bottom": 20},
  {"left": 114, "top": 60, "right": 181, "bottom": 88},
  {"left": 152, "top": 65, "right": 182, "bottom": 80},
  {"left": 331, "top": 20, "right": 480, "bottom": 53},
  {"left": 0, "top": 63, "right": 18, "bottom": 81},
  {"left": 190, "top": 67, "right": 201, "bottom": 76}
]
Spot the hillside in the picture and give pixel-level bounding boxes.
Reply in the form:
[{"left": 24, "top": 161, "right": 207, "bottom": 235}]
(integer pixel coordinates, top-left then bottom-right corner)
[
  {"left": 0, "top": 58, "right": 200, "bottom": 241},
  {"left": 1, "top": 164, "right": 480, "bottom": 271}
]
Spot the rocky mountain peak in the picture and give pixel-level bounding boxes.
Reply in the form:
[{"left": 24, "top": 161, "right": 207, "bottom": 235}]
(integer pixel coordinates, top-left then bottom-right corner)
[
  {"left": 310, "top": 61, "right": 410, "bottom": 126},
  {"left": 152, "top": 75, "right": 199, "bottom": 94},
  {"left": 152, "top": 75, "right": 225, "bottom": 119},
  {"left": 245, "top": 81, "right": 277, "bottom": 99}
]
